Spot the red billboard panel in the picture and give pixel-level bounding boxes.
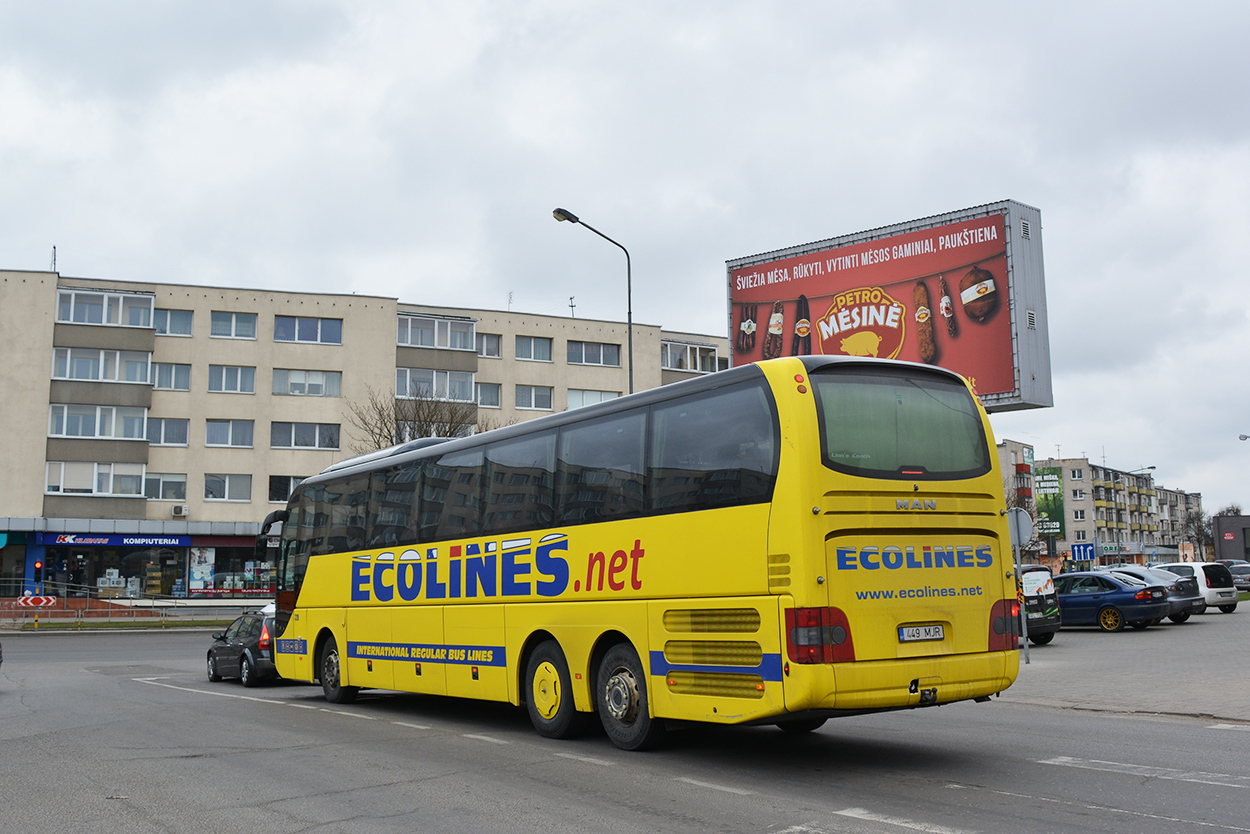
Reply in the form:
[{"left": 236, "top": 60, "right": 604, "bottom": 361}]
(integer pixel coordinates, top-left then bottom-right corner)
[{"left": 727, "top": 201, "right": 1051, "bottom": 411}]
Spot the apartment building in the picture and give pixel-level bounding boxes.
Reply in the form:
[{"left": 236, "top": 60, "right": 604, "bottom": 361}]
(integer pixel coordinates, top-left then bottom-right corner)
[
  {"left": 1032, "top": 456, "right": 1203, "bottom": 567},
  {"left": 0, "top": 270, "right": 727, "bottom": 599}
]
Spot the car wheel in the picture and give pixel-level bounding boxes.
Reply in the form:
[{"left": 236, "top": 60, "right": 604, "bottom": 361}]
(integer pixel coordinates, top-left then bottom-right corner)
[
  {"left": 1028, "top": 631, "right": 1054, "bottom": 646},
  {"left": 240, "top": 655, "right": 258, "bottom": 688},
  {"left": 207, "top": 654, "right": 222, "bottom": 682},
  {"left": 1168, "top": 613, "right": 1190, "bottom": 624},
  {"left": 1097, "top": 606, "right": 1125, "bottom": 632},
  {"left": 320, "top": 635, "right": 359, "bottom": 704},
  {"left": 777, "top": 717, "right": 828, "bottom": 734},
  {"left": 1218, "top": 604, "right": 1238, "bottom": 614},
  {"left": 525, "top": 640, "right": 589, "bottom": 739},
  {"left": 596, "top": 643, "right": 665, "bottom": 751},
  {"left": 1129, "top": 621, "right": 1149, "bottom": 630}
]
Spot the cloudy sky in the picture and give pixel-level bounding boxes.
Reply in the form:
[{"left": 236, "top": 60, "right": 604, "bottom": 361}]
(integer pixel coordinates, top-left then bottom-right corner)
[{"left": 3, "top": 2, "right": 1248, "bottom": 512}]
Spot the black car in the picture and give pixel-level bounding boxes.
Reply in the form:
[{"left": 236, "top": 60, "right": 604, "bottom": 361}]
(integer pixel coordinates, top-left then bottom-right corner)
[{"left": 207, "top": 611, "right": 279, "bottom": 687}]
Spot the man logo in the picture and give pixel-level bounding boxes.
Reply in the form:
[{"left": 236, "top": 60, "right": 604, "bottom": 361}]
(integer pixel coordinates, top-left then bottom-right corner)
[{"left": 898, "top": 499, "right": 937, "bottom": 510}]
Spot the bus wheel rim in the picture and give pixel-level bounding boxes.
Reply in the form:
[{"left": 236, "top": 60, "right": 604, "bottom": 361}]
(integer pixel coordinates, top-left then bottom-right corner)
[
  {"left": 604, "top": 667, "right": 639, "bottom": 724},
  {"left": 533, "top": 661, "right": 562, "bottom": 720}
]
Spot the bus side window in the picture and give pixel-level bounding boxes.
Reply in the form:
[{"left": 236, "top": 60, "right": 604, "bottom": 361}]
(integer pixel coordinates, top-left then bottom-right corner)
[
  {"left": 429, "top": 447, "right": 485, "bottom": 541},
  {"left": 648, "top": 380, "right": 779, "bottom": 514},
  {"left": 484, "top": 430, "right": 556, "bottom": 535},
  {"left": 368, "top": 462, "right": 422, "bottom": 548},
  {"left": 556, "top": 409, "right": 646, "bottom": 526}
]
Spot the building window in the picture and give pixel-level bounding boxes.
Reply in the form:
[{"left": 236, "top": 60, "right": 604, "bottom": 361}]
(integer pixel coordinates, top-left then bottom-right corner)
[
  {"left": 270, "top": 422, "right": 340, "bottom": 449},
  {"left": 1074, "top": 530, "right": 1087, "bottom": 541},
  {"left": 661, "top": 341, "right": 718, "bottom": 373},
  {"left": 57, "top": 290, "right": 152, "bottom": 327},
  {"left": 567, "top": 341, "right": 621, "bottom": 367},
  {"left": 268, "top": 475, "right": 305, "bottom": 503},
  {"left": 206, "top": 419, "right": 254, "bottom": 448},
  {"left": 275, "top": 316, "right": 342, "bottom": 345},
  {"left": 1074, "top": 509, "right": 1086, "bottom": 521},
  {"left": 397, "top": 368, "right": 474, "bottom": 402},
  {"left": 53, "top": 348, "right": 151, "bottom": 383},
  {"left": 148, "top": 417, "right": 189, "bottom": 446},
  {"left": 272, "top": 369, "right": 342, "bottom": 397},
  {"left": 153, "top": 363, "right": 191, "bottom": 391},
  {"left": 1071, "top": 468, "right": 1084, "bottom": 480},
  {"left": 145, "top": 473, "right": 187, "bottom": 501},
  {"left": 476, "top": 382, "right": 501, "bottom": 408},
  {"left": 398, "top": 315, "right": 475, "bottom": 350},
  {"left": 516, "top": 335, "right": 552, "bottom": 362},
  {"left": 516, "top": 384, "right": 553, "bottom": 410},
  {"left": 49, "top": 405, "right": 146, "bottom": 440},
  {"left": 210, "top": 311, "right": 257, "bottom": 339},
  {"left": 46, "top": 461, "right": 145, "bottom": 496},
  {"left": 476, "top": 333, "right": 501, "bottom": 358},
  {"left": 208, "top": 365, "right": 256, "bottom": 394},
  {"left": 567, "top": 389, "right": 621, "bottom": 410},
  {"left": 154, "top": 308, "right": 193, "bottom": 336},
  {"left": 205, "top": 473, "right": 252, "bottom": 502},
  {"left": 1072, "top": 489, "right": 1085, "bottom": 500}
]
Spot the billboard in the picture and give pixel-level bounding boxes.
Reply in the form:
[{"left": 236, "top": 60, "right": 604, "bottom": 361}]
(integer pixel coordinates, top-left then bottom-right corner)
[
  {"left": 1034, "top": 466, "right": 1066, "bottom": 539},
  {"left": 726, "top": 200, "right": 1052, "bottom": 411}
]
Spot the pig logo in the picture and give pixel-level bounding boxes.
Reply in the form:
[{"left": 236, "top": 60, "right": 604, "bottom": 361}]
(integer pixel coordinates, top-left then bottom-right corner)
[{"left": 839, "top": 331, "right": 882, "bottom": 357}]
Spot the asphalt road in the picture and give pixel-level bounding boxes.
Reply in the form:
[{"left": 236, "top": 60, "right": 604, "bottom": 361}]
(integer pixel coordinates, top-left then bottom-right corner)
[{"left": 1, "top": 611, "right": 1247, "bottom": 834}]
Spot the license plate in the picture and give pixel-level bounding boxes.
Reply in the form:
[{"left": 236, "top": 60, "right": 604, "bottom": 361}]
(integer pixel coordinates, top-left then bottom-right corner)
[
  {"left": 898, "top": 624, "right": 945, "bottom": 643},
  {"left": 1027, "top": 612, "right": 1045, "bottom": 619}
]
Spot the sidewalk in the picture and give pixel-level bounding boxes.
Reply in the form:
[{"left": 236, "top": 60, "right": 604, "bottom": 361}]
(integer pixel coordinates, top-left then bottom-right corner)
[{"left": 1004, "top": 605, "right": 1250, "bottom": 723}]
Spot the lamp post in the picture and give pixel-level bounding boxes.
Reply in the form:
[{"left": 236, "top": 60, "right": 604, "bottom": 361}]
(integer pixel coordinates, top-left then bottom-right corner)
[{"left": 553, "top": 208, "right": 633, "bottom": 395}]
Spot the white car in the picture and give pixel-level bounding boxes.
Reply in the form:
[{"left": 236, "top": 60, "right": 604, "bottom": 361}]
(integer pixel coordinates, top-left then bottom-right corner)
[{"left": 1155, "top": 562, "right": 1239, "bottom": 613}]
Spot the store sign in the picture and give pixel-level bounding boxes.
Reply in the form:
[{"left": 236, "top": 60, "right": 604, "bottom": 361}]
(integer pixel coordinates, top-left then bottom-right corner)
[
  {"left": 1224, "top": 532, "right": 1235, "bottom": 540},
  {"left": 37, "top": 533, "right": 191, "bottom": 547}
]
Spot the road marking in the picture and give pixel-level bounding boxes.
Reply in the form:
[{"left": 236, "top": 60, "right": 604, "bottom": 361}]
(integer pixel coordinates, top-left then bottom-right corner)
[
  {"left": 133, "top": 678, "right": 277, "bottom": 704},
  {"left": 463, "top": 733, "right": 508, "bottom": 744},
  {"left": 1038, "top": 756, "right": 1250, "bottom": 789},
  {"left": 393, "top": 721, "right": 431, "bottom": 730},
  {"left": 1208, "top": 723, "right": 1250, "bottom": 732},
  {"left": 554, "top": 752, "right": 613, "bottom": 766},
  {"left": 957, "top": 782, "right": 1250, "bottom": 833},
  {"left": 286, "top": 703, "right": 319, "bottom": 709},
  {"left": 674, "top": 777, "right": 753, "bottom": 796},
  {"left": 834, "top": 807, "right": 975, "bottom": 834},
  {"left": 321, "top": 708, "right": 374, "bottom": 719}
]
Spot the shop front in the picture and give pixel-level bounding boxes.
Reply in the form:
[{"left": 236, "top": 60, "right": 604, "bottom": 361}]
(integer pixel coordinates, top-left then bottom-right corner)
[{"left": 29, "top": 532, "right": 273, "bottom": 599}]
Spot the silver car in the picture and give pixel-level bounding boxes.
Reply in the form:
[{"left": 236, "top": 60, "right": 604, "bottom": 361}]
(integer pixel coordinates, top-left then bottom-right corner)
[
  {"left": 1230, "top": 563, "right": 1250, "bottom": 593},
  {"left": 1109, "top": 566, "right": 1205, "bottom": 623}
]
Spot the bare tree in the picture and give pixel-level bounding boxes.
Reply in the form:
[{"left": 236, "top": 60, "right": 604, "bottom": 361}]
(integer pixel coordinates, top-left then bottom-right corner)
[
  {"left": 1184, "top": 509, "right": 1214, "bottom": 560},
  {"left": 344, "top": 386, "right": 490, "bottom": 456},
  {"left": 1214, "top": 503, "right": 1243, "bottom": 517}
]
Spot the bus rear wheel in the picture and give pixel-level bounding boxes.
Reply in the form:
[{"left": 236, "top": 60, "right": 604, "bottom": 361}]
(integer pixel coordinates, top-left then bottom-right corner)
[
  {"left": 320, "top": 635, "right": 359, "bottom": 704},
  {"left": 525, "top": 641, "right": 588, "bottom": 739},
  {"left": 596, "top": 643, "right": 665, "bottom": 751}
]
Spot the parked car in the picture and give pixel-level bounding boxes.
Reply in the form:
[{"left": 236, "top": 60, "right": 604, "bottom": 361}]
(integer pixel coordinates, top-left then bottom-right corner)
[
  {"left": 1108, "top": 566, "right": 1206, "bottom": 623},
  {"left": 1051, "top": 571, "right": 1170, "bottom": 632},
  {"left": 207, "top": 610, "right": 279, "bottom": 687},
  {"left": 1155, "top": 562, "right": 1239, "bottom": 613},
  {"left": 1019, "top": 564, "right": 1061, "bottom": 645},
  {"left": 1214, "top": 559, "right": 1249, "bottom": 568},
  {"left": 1230, "top": 563, "right": 1250, "bottom": 593}
]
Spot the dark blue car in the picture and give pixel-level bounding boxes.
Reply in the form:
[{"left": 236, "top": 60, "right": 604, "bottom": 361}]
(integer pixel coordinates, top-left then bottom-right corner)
[{"left": 1052, "top": 571, "right": 1170, "bottom": 632}]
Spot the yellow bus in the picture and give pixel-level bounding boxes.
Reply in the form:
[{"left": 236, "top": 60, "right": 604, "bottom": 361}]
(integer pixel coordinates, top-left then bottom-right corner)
[{"left": 263, "top": 356, "right": 1020, "bottom": 749}]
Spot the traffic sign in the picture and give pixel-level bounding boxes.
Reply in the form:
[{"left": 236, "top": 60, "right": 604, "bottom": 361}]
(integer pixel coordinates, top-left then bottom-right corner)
[
  {"left": 1071, "top": 542, "right": 1095, "bottom": 561},
  {"left": 16, "top": 596, "right": 57, "bottom": 607}
]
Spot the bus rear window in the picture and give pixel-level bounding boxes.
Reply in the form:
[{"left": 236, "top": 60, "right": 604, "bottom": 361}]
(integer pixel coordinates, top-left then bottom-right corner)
[{"left": 812, "top": 365, "right": 990, "bottom": 480}]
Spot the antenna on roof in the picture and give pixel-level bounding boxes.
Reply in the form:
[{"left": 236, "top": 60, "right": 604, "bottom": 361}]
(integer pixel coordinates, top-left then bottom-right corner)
[
  {"left": 569, "top": 296, "right": 576, "bottom": 317},
  {"left": 508, "top": 292, "right": 513, "bottom": 311},
  {"left": 51, "top": 245, "right": 56, "bottom": 272}
]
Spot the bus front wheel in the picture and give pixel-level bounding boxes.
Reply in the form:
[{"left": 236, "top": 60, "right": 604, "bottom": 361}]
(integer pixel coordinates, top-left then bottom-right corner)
[
  {"left": 525, "top": 641, "right": 588, "bottom": 739},
  {"left": 320, "top": 635, "right": 359, "bottom": 704},
  {"left": 596, "top": 643, "right": 665, "bottom": 751}
]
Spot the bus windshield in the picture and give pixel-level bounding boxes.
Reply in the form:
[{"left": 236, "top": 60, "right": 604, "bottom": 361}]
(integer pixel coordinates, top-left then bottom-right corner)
[{"left": 812, "top": 365, "right": 990, "bottom": 480}]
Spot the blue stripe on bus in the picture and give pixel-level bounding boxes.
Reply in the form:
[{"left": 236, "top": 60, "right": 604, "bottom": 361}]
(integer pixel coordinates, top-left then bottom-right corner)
[
  {"left": 348, "top": 641, "right": 506, "bottom": 667},
  {"left": 649, "top": 650, "right": 784, "bottom": 682}
]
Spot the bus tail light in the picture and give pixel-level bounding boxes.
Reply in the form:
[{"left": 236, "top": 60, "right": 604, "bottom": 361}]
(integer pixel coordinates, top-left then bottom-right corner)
[
  {"left": 988, "top": 599, "right": 1019, "bottom": 651},
  {"left": 259, "top": 622, "right": 271, "bottom": 652},
  {"left": 785, "top": 607, "right": 855, "bottom": 664}
]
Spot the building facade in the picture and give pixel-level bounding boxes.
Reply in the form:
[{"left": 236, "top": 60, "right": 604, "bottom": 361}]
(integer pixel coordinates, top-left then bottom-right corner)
[
  {"left": 0, "top": 270, "right": 727, "bottom": 599},
  {"left": 1032, "top": 456, "right": 1204, "bottom": 569}
]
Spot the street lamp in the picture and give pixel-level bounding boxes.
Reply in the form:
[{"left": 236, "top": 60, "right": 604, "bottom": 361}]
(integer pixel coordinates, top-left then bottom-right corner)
[
  {"left": 1239, "top": 435, "right": 1248, "bottom": 441},
  {"left": 553, "top": 208, "right": 634, "bottom": 394}
]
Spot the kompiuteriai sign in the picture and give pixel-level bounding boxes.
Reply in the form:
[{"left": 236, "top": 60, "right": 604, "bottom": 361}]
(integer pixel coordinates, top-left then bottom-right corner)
[{"left": 726, "top": 200, "right": 1052, "bottom": 412}]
